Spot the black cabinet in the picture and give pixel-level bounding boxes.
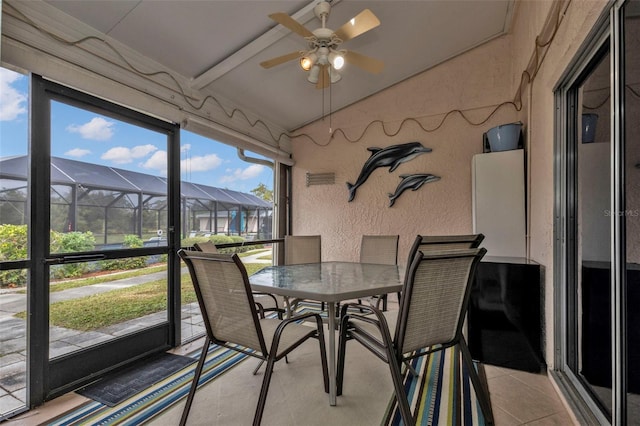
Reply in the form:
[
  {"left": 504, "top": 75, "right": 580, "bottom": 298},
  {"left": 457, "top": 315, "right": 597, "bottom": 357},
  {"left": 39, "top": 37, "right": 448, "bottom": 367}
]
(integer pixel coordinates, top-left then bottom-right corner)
[
  {"left": 468, "top": 257, "right": 546, "bottom": 372},
  {"left": 581, "top": 262, "right": 640, "bottom": 392}
]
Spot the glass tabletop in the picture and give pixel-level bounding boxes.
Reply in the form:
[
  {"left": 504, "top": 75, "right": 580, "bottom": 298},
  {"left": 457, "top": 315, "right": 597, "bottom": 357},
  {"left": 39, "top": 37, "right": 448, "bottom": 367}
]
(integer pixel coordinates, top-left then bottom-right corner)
[{"left": 248, "top": 261, "right": 402, "bottom": 303}]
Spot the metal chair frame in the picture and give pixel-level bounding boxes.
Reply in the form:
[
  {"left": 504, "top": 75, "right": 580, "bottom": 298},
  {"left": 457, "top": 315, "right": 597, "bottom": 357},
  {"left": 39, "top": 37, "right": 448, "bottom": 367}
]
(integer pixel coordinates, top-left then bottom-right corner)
[
  {"left": 178, "top": 250, "right": 329, "bottom": 426},
  {"left": 336, "top": 247, "right": 494, "bottom": 426}
]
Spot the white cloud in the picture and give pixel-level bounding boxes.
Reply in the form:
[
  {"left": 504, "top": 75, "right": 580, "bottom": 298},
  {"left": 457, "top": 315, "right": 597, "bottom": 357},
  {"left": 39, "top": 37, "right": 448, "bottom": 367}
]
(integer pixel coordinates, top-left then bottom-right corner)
[
  {"left": 220, "top": 164, "right": 264, "bottom": 183},
  {"left": 180, "top": 144, "right": 191, "bottom": 153},
  {"left": 181, "top": 153, "right": 223, "bottom": 172},
  {"left": 141, "top": 150, "right": 167, "bottom": 173},
  {"left": 0, "top": 69, "right": 27, "bottom": 121},
  {"left": 67, "top": 117, "right": 115, "bottom": 141},
  {"left": 101, "top": 144, "right": 158, "bottom": 164},
  {"left": 130, "top": 144, "right": 158, "bottom": 158},
  {"left": 65, "top": 148, "right": 91, "bottom": 158}
]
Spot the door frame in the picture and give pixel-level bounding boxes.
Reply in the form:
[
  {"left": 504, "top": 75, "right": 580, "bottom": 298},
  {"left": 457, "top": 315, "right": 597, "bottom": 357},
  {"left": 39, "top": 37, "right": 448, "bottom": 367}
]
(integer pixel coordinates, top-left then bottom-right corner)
[
  {"left": 28, "top": 75, "right": 182, "bottom": 404},
  {"left": 552, "top": 1, "right": 630, "bottom": 424}
]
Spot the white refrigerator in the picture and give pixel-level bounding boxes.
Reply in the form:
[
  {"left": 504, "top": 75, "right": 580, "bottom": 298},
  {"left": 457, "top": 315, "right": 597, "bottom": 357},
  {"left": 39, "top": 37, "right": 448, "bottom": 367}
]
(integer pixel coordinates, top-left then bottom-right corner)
[{"left": 472, "top": 149, "right": 526, "bottom": 258}]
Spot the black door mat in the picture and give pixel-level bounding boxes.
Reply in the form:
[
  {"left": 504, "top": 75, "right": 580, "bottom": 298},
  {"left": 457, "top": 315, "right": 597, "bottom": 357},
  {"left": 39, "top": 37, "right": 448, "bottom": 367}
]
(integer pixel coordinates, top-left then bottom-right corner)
[{"left": 77, "top": 352, "right": 196, "bottom": 407}]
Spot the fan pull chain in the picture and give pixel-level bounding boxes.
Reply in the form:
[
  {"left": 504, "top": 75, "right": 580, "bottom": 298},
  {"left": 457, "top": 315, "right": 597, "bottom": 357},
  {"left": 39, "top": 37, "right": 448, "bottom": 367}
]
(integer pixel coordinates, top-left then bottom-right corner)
[
  {"left": 329, "top": 76, "right": 333, "bottom": 134},
  {"left": 322, "top": 77, "right": 326, "bottom": 122}
]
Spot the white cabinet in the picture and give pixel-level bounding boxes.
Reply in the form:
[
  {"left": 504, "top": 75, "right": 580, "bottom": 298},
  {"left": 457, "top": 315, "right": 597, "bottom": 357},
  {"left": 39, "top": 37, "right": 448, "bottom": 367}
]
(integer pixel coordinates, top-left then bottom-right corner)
[{"left": 472, "top": 149, "right": 526, "bottom": 257}]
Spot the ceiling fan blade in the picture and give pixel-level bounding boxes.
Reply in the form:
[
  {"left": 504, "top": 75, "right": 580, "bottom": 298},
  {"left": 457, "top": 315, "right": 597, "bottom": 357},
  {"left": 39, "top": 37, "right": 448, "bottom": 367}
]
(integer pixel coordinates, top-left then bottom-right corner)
[
  {"left": 269, "top": 12, "right": 314, "bottom": 38},
  {"left": 343, "top": 50, "right": 384, "bottom": 74},
  {"left": 316, "top": 65, "right": 330, "bottom": 89},
  {"left": 260, "top": 51, "right": 303, "bottom": 69},
  {"left": 333, "top": 9, "right": 380, "bottom": 42}
]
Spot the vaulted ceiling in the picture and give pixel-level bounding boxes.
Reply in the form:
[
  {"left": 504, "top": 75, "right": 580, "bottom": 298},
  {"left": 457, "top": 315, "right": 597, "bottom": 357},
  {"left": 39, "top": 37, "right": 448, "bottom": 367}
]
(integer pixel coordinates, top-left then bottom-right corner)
[{"left": 42, "top": 0, "right": 515, "bottom": 131}]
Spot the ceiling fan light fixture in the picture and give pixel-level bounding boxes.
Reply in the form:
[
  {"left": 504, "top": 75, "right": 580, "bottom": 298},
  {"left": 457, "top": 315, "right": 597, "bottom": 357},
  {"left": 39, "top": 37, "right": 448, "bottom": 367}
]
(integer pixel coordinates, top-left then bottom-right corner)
[
  {"left": 300, "top": 52, "right": 317, "bottom": 71},
  {"left": 307, "top": 64, "right": 321, "bottom": 83},
  {"left": 329, "top": 51, "right": 344, "bottom": 70},
  {"left": 329, "top": 66, "right": 342, "bottom": 83}
]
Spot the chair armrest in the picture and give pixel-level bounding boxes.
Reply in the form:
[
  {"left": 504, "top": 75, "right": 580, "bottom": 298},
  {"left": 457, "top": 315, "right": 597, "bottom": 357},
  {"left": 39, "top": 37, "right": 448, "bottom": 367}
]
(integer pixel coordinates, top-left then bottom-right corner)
[
  {"left": 254, "top": 302, "right": 266, "bottom": 318},
  {"left": 252, "top": 291, "right": 281, "bottom": 309},
  {"left": 339, "top": 303, "right": 396, "bottom": 360},
  {"left": 339, "top": 302, "right": 390, "bottom": 327}
]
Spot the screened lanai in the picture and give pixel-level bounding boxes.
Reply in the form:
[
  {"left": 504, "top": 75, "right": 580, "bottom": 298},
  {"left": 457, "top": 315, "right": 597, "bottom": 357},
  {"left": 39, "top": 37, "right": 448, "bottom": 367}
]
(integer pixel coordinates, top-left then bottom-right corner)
[{"left": 0, "top": 155, "right": 273, "bottom": 247}]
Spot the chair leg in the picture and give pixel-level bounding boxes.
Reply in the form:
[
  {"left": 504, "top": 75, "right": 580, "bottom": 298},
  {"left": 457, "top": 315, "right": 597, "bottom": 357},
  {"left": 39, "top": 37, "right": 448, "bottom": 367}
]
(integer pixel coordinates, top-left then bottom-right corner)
[
  {"left": 404, "top": 360, "right": 419, "bottom": 377},
  {"left": 459, "top": 337, "right": 494, "bottom": 425},
  {"left": 180, "top": 337, "right": 210, "bottom": 426},
  {"left": 314, "top": 315, "right": 330, "bottom": 393},
  {"left": 337, "top": 314, "right": 353, "bottom": 396},
  {"left": 253, "top": 355, "right": 277, "bottom": 426},
  {"left": 387, "top": 351, "right": 414, "bottom": 426},
  {"left": 252, "top": 360, "right": 264, "bottom": 375}
]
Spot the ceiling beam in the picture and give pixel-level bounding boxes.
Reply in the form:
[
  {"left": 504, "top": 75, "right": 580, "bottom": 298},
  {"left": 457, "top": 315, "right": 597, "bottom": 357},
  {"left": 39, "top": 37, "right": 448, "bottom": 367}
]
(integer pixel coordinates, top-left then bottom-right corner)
[{"left": 189, "top": 0, "right": 342, "bottom": 90}]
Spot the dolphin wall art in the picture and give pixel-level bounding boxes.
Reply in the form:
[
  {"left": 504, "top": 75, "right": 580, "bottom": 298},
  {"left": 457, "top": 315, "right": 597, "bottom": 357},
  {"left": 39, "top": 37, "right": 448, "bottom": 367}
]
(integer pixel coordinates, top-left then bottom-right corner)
[
  {"left": 346, "top": 142, "right": 432, "bottom": 202},
  {"left": 388, "top": 173, "right": 441, "bottom": 207}
]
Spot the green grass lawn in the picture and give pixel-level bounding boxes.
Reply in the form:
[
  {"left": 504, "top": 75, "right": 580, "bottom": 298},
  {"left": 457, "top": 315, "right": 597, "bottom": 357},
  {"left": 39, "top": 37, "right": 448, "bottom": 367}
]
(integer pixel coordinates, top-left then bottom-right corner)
[{"left": 15, "top": 262, "right": 268, "bottom": 330}]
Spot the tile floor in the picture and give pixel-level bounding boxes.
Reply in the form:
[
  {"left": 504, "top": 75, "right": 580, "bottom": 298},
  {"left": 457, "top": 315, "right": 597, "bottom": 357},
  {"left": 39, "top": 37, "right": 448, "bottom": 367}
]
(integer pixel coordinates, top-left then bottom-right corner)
[
  {"left": 4, "top": 345, "right": 577, "bottom": 426},
  {"left": 4, "top": 325, "right": 577, "bottom": 426}
]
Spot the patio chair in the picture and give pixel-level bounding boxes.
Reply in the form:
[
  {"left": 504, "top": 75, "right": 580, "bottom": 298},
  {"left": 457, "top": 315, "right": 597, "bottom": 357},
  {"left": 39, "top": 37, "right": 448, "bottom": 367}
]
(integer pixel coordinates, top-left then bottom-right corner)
[
  {"left": 336, "top": 248, "right": 494, "bottom": 426},
  {"left": 358, "top": 235, "right": 399, "bottom": 311},
  {"left": 397, "top": 233, "right": 485, "bottom": 305},
  {"left": 193, "top": 241, "right": 284, "bottom": 320},
  {"left": 283, "top": 235, "right": 322, "bottom": 313},
  {"left": 193, "top": 241, "right": 218, "bottom": 253},
  {"left": 407, "top": 233, "right": 485, "bottom": 262},
  {"left": 284, "top": 235, "right": 321, "bottom": 265},
  {"left": 177, "top": 250, "right": 329, "bottom": 426}
]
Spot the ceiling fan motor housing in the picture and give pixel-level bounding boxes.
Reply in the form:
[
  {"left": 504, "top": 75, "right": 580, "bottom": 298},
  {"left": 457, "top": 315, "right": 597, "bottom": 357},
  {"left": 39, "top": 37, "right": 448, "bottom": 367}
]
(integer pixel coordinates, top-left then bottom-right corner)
[{"left": 313, "top": 1, "right": 332, "bottom": 20}]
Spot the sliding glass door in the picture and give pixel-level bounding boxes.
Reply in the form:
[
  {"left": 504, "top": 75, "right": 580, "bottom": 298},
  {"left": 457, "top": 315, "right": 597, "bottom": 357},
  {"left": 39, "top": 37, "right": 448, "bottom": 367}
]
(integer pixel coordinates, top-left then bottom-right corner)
[
  {"left": 623, "top": 2, "right": 640, "bottom": 422},
  {"left": 556, "top": 0, "right": 639, "bottom": 423}
]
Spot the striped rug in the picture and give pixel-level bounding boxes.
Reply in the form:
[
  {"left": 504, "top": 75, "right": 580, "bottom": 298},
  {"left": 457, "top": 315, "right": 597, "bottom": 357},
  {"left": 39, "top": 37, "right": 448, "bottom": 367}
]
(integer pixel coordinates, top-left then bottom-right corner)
[
  {"left": 382, "top": 345, "right": 487, "bottom": 426},
  {"left": 48, "top": 304, "right": 487, "bottom": 425},
  {"left": 48, "top": 344, "right": 251, "bottom": 426}
]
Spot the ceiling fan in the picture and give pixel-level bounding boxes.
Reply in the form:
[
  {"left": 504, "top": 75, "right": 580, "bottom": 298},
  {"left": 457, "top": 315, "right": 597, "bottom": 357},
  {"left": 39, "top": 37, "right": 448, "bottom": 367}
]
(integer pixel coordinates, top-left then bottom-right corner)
[{"left": 260, "top": 1, "right": 384, "bottom": 89}]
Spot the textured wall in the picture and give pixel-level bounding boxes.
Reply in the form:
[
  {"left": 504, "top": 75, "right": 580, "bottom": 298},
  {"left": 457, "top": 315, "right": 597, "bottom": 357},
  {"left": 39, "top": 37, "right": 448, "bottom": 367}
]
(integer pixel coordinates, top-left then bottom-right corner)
[
  {"left": 291, "top": 35, "right": 517, "bottom": 264},
  {"left": 291, "top": 0, "right": 611, "bottom": 368},
  {"left": 518, "top": 0, "right": 608, "bottom": 366}
]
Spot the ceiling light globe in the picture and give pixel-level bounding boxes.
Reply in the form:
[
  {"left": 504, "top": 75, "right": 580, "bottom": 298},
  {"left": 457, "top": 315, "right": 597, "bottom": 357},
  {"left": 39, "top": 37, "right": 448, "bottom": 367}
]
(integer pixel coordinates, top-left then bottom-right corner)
[
  {"left": 329, "top": 67, "right": 342, "bottom": 83},
  {"left": 300, "top": 57, "right": 313, "bottom": 71},
  {"left": 332, "top": 55, "right": 345, "bottom": 70},
  {"left": 300, "top": 52, "right": 318, "bottom": 71},
  {"left": 308, "top": 65, "right": 320, "bottom": 83}
]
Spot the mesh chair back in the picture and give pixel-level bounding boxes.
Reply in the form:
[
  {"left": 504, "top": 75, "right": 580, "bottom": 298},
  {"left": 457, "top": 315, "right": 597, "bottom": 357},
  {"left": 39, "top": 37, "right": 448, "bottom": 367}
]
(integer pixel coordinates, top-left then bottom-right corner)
[
  {"left": 397, "top": 248, "right": 486, "bottom": 354},
  {"left": 405, "top": 234, "right": 484, "bottom": 267},
  {"left": 284, "top": 235, "right": 321, "bottom": 265},
  {"left": 360, "top": 235, "right": 399, "bottom": 265},
  {"left": 179, "top": 250, "right": 266, "bottom": 354},
  {"left": 194, "top": 241, "right": 218, "bottom": 253}
]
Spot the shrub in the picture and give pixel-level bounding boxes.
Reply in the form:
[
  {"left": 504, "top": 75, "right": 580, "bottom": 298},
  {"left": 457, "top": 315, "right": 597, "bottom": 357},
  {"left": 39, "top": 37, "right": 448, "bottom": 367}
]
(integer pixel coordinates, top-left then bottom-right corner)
[
  {"left": 50, "top": 231, "right": 96, "bottom": 279},
  {"left": 100, "top": 235, "right": 148, "bottom": 271},
  {"left": 0, "top": 224, "right": 28, "bottom": 288}
]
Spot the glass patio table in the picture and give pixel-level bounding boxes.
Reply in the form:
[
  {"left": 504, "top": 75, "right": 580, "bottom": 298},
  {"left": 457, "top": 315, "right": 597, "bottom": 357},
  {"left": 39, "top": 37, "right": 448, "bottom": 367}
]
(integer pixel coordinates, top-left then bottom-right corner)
[{"left": 249, "top": 261, "right": 402, "bottom": 406}]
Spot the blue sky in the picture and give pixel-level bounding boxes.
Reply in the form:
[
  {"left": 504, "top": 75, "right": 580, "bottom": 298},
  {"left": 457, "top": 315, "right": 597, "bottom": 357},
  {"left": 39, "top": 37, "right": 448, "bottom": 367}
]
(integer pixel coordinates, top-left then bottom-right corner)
[{"left": 0, "top": 68, "right": 272, "bottom": 194}]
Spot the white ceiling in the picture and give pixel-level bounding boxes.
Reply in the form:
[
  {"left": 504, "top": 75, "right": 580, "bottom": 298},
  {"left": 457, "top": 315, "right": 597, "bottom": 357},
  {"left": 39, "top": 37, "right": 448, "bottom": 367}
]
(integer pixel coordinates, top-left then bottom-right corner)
[{"left": 43, "top": 0, "right": 515, "bottom": 131}]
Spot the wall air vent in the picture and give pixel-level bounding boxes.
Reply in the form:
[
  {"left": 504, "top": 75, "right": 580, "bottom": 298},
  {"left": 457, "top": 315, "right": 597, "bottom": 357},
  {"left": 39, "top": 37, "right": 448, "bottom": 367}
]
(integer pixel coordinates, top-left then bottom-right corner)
[{"left": 306, "top": 172, "right": 335, "bottom": 187}]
